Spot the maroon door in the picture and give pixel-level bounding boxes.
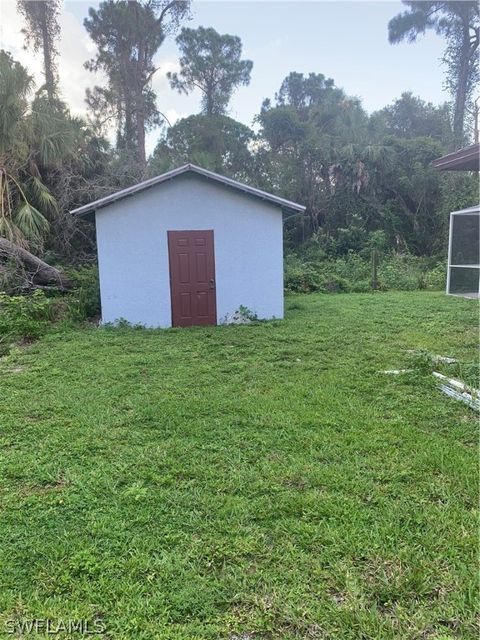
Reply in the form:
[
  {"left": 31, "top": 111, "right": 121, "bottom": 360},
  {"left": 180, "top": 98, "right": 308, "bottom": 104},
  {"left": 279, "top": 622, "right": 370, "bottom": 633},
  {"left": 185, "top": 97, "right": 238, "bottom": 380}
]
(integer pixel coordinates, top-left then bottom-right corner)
[{"left": 168, "top": 230, "right": 217, "bottom": 327}]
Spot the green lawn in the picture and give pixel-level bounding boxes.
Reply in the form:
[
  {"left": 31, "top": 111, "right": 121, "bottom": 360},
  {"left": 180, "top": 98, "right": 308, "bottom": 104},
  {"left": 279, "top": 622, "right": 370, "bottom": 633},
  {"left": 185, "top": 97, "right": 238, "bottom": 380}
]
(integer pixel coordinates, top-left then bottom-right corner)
[{"left": 0, "top": 291, "right": 478, "bottom": 640}]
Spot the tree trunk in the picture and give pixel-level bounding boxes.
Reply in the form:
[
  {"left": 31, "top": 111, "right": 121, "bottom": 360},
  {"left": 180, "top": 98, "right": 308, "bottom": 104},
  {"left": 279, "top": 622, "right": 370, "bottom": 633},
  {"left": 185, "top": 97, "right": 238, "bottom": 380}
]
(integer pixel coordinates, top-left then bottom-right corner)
[
  {"left": 371, "top": 248, "right": 379, "bottom": 290},
  {"left": 453, "top": 22, "right": 474, "bottom": 149},
  {"left": 120, "top": 47, "right": 136, "bottom": 157},
  {"left": 39, "top": 2, "right": 55, "bottom": 101},
  {"left": 135, "top": 38, "right": 147, "bottom": 174},
  {"left": 123, "top": 87, "right": 135, "bottom": 155},
  {"left": 205, "top": 80, "right": 215, "bottom": 116},
  {"left": 0, "top": 238, "right": 72, "bottom": 289},
  {"left": 135, "top": 86, "right": 147, "bottom": 173}
]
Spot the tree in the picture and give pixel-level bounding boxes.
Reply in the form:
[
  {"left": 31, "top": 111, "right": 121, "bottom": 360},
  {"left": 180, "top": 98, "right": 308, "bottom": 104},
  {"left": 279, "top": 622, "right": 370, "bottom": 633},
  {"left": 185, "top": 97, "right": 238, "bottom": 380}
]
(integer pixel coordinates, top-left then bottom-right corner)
[
  {"left": 168, "top": 26, "right": 252, "bottom": 115},
  {"left": 0, "top": 50, "right": 108, "bottom": 258},
  {"left": 370, "top": 92, "right": 451, "bottom": 142},
  {"left": 150, "top": 114, "right": 253, "bottom": 179},
  {"left": 17, "top": 0, "right": 61, "bottom": 101},
  {"left": 84, "top": 0, "right": 190, "bottom": 172},
  {"left": 257, "top": 73, "right": 373, "bottom": 242},
  {"left": 256, "top": 72, "right": 456, "bottom": 256},
  {"left": 369, "top": 137, "right": 446, "bottom": 255},
  {"left": 388, "top": 1, "right": 480, "bottom": 147},
  {"left": 274, "top": 71, "right": 344, "bottom": 114},
  {"left": 0, "top": 51, "right": 50, "bottom": 247},
  {"left": 28, "top": 94, "right": 111, "bottom": 256}
]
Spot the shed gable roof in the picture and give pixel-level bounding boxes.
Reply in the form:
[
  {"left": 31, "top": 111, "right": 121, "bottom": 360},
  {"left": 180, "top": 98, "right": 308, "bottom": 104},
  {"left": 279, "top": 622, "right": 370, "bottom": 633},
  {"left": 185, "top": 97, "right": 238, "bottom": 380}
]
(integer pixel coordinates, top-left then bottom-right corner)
[{"left": 70, "top": 163, "right": 306, "bottom": 216}]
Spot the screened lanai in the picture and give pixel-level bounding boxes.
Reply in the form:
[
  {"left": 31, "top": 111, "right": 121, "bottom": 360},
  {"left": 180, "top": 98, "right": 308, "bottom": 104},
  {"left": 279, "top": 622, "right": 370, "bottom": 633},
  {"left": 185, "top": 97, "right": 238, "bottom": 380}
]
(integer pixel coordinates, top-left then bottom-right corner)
[
  {"left": 433, "top": 143, "right": 480, "bottom": 299},
  {"left": 447, "top": 205, "right": 479, "bottom": 297}
]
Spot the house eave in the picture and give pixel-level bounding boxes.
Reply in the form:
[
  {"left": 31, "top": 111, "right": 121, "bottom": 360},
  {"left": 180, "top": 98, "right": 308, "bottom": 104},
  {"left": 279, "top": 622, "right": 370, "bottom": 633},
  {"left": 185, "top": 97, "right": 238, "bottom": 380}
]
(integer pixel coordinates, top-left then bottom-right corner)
[{"left": 433, "top": 143, "right": 480, "bottom": 172}]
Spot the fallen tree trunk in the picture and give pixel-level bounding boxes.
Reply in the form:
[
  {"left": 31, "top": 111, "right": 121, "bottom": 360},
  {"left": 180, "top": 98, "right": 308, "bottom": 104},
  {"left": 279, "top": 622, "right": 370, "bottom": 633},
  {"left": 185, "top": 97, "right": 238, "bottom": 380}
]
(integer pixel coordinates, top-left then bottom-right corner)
[{"left": 0, "top": 238, "right": 72, "bottom": 290}]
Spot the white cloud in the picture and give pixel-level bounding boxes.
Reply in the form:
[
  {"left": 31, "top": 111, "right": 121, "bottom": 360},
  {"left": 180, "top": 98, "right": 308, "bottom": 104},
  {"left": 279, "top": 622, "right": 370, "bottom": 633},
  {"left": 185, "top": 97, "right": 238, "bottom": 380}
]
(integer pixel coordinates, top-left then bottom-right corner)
[
  {"left": 163, "top": 108, "right": 184, "bottom": 126},
  {"left": 150, "top": 58, "right": 183, "bottom": 117},
  {"left": 151, "top": 58, "right": 180, "bottom": 90},
  {"left": 145, "top": 107, "right": 188, "bottom": 157}
]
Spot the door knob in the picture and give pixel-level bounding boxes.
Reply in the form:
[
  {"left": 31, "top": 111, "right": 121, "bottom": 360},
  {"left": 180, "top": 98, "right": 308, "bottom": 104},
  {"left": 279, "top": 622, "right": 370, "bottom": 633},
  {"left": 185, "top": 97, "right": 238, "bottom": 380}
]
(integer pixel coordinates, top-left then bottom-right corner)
[{"left": 209, "top": 279, "right": 215, "bottom": 289}]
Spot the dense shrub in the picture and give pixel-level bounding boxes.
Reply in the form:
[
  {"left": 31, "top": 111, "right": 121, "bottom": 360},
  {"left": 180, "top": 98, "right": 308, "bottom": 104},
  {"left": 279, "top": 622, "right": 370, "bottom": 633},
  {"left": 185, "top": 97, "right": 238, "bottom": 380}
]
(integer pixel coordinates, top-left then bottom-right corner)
[
  {"left": 423, "top": 262, "right": 447, "bottom": 290},
  {"left": 0, "top": 266, "right": 101, "bottom": 356},
  {"left": 378, "top": 254, "right": 421, "bottom": 291},
  {"left": 67, "top": 266, "right": 101, "bottom": 320},
  {"left": 283, "top": 256, "right": 322, "bottom": 292},
  {"left": 284, "top": 251, "right": 446, "bottom": 294},
  {"left": 0, "top": 290, "right": 56, "bottom": 355}
]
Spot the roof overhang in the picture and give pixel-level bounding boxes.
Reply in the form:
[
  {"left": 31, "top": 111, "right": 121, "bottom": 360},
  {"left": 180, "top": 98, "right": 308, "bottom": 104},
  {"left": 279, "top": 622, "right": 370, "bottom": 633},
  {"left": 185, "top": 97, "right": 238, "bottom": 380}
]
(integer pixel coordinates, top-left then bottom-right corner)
[
  {"left": 70, "top": 163, "right": 306, "bottom": 217},
  {"left": 433, "top": 143, "right": 480, "bottom": 171}
]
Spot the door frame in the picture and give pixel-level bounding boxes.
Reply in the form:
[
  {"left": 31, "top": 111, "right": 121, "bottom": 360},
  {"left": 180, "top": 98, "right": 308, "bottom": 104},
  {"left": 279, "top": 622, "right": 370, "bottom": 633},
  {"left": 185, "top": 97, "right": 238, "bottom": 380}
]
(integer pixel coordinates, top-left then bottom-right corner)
[{"left": 167, "top": 229, "right": 217, "bottom": 327}]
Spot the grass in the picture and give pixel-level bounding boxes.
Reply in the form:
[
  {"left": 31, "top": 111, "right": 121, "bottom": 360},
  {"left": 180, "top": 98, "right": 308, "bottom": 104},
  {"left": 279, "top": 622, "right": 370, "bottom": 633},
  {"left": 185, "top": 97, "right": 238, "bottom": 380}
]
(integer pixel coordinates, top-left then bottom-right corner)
[{"left": 0, "top": 291, "right": 478, "bottom": 640}]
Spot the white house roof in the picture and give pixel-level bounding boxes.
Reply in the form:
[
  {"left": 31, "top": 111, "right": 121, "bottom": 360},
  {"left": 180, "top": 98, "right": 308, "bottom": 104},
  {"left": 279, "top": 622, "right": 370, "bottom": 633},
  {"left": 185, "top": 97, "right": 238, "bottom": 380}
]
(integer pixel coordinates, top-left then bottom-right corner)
[{"left": 70, "top": 163, "right": 306, "bottom": 216}]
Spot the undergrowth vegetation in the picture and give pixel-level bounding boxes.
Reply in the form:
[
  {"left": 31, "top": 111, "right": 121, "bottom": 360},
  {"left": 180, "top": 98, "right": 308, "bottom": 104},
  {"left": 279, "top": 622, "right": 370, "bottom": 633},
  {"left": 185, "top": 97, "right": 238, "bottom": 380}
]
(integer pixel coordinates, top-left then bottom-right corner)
[
  {"left": 0, "top": 266, "right": 100, "bottom": 356},
  {"left": 284, "top": 251, "right": 446, "bottom": 294},
  {"left": 0, "top": 291, "right": 55, "bottom": 356}
]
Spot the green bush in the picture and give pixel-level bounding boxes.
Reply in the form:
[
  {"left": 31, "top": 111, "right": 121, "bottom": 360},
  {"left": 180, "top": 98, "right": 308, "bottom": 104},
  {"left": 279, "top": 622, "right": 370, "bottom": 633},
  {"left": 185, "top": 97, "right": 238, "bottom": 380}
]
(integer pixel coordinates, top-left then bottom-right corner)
[
  {"left": 284, "top": 250, "right": 446, "bottom": 294},
  {"left": 423, "top": 262, "right": 446, "bottom": 290},
  {"left": 330, "top": 253, "right": 371, "bottom": 284},
  {"left": 351, "top": 279, "right": 371, "bottom": 293},
  {"left": 378, "top": 255, "right": 421, "bottom": 291},
  {"left": 67, "top": 266, "right": 101, "bottom": 320},
  {"left": 284, "top": 256, "right": 322, "bottom": 292},
  {"left": 321, "top": 274, "right": 351, "bottom": 293},
  {"left": 0, "top": 290, "right": 55, "bottom": 352},
  {"left": 0, "top": 266, "right": 101, "bottom": 356}
]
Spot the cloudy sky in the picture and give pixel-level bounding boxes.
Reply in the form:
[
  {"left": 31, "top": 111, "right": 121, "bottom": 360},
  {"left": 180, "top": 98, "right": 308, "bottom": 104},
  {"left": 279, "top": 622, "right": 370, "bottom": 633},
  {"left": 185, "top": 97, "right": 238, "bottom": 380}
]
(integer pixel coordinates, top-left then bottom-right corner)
[{"left": 0, "top": 1, "right": 447, "bottom": 155}]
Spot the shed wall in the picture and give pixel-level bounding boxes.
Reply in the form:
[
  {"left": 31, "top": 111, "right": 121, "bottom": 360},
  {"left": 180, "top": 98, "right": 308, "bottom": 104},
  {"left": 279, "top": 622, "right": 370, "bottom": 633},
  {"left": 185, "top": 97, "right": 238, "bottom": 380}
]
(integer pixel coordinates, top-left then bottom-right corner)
[{"left": 95, "top": 173, "right": 284, "bottom": 327}]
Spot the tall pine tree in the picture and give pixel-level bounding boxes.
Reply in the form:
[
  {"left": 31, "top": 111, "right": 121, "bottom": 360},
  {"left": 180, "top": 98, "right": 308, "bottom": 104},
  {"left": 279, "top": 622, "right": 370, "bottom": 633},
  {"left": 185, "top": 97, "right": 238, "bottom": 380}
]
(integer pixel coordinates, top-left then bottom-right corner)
[
  {"left": 84, "top": 0, "right": 189, "bottom": 174},
  {"left": 389, "top": 1, "right": 480, "bottom": 148},
  {"left": 17, "top": 0, "right": 61, "bottom": 101}
]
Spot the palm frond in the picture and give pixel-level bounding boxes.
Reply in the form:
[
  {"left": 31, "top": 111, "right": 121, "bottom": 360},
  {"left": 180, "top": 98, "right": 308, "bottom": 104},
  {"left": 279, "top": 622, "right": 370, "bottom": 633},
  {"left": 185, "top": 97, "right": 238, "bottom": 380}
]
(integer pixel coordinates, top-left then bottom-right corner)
[
  {"left": 13, "top": 201, "right": 50, "bottom": 242},
  {"left": 27, "top": 176, "right": 59, "bottom": 215}
]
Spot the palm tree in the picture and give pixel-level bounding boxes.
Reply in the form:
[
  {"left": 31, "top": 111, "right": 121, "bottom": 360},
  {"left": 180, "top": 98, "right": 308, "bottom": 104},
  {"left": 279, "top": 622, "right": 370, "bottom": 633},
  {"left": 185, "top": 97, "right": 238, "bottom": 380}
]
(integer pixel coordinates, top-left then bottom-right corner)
[{"left": 0, "top": 50, "right": 54, "bottom": 248}]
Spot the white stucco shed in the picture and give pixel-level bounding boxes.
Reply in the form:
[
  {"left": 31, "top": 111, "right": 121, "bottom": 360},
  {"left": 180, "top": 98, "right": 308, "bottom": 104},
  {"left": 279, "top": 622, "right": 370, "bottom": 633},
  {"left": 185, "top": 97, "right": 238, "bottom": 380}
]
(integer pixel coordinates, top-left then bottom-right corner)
[{"left": 71, "top": 164, "right": 305, "bottom": 328}]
